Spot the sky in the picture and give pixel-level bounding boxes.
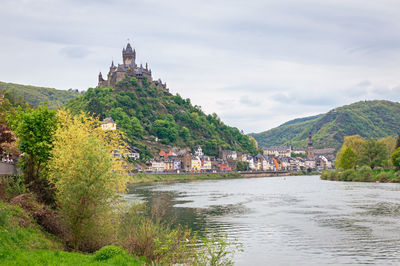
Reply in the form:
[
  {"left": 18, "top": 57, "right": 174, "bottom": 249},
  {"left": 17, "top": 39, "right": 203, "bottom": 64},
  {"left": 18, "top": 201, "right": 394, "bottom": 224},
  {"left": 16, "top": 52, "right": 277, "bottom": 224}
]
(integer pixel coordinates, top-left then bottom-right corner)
[{"left": 1, "top": 0, "right": 400, "bottom": 133}]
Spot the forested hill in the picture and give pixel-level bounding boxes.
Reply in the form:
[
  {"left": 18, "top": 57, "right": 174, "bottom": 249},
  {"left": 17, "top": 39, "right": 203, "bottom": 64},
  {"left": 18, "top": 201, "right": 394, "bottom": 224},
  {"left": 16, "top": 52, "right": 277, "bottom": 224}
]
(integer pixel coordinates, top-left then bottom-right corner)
[
  {"left": 250, "top": 100, "right": 400, "bottom": 150},
  {"left": 66, "top": 77, "right": 258, "bottom": 158},
  {"left": 0, "top": 81, "right": 81, "bottom": 109}
]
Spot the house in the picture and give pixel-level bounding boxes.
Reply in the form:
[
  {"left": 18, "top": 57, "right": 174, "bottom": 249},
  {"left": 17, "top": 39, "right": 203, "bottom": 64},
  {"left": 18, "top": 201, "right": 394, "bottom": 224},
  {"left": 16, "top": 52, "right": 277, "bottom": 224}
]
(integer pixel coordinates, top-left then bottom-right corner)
[
  {"left": 159, "top": 149, "right": 173, "bottom": 158},
  {"left": 146, "top": 159, "right": 165, "bottom": 172},
  {"left": 191, "top": 156, "right": 201, "bottom": 172},
  {"left": 163, "top": 159, "right": 174, "bottom": 172},
  {"left": 194, "top": 146, "right": 204, "bottom": 157},
  {"left": 304, "top": 159, "right": 316, "bottom": 170},
  {"left": 219, "top": 162, "right": 231, "bottom": 171},
  {"left": 292, "top": 148, "right": 306, "bottom": 155},
  {"left": 263, "top": 146, "right": 292, "bottom": 157},
  {"left": 126, "top": 146, "right": 140, "bottom": 160},
  {"left": 220, "top": 150, "right": 238, "bottom": 161},
  {"left": 201, "top": 156, "right": 212, "bottom": 171},
  {"left": 246, "top": 156, "right": 256, "bottom": 170},
  {"left": 101, "top": 116, "right": 116, "bottom": 131},
  {"left": 181, "top": 152, "right": 192, "bottom": 171}
]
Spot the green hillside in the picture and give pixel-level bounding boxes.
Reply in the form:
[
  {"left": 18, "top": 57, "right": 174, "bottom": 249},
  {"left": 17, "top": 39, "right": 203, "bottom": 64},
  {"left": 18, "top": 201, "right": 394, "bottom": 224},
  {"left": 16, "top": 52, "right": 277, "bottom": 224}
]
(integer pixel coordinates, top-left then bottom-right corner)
[
  {"left": 66, "top": 77, "right": 258, "bottom": 158},
  {"left": 250, "top": 100, "right": 400, "bottom": 150},
  {"left": 0, "top": 81, "right": 81, "bottom": 109}
]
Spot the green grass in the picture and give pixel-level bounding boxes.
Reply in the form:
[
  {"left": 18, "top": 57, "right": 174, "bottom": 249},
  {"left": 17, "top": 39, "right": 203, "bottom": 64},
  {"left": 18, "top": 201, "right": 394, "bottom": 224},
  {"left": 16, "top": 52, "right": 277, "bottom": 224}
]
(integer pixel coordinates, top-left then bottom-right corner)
[
  {"left": 320, "top": 168, "right": 400, "bottom": 183},
  {"left": 131, "top": 172, "right": 242, "bottom": 183},
  {"left": 0, "top": 201, "right": 147, "bottom": 265},
  {"left": 0, "top": 248, "right": 145, "bottom": 266}
]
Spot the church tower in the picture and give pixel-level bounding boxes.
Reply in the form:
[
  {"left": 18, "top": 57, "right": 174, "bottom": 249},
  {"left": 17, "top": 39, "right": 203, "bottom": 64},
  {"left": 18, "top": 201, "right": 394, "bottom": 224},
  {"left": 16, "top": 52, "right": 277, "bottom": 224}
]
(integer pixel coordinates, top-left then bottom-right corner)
[
  {"left": 122, "top": 43, "right": 136, "bottom": 66},
  {"left": 307, "top": 132, "right": 315, "bottom": 159}
]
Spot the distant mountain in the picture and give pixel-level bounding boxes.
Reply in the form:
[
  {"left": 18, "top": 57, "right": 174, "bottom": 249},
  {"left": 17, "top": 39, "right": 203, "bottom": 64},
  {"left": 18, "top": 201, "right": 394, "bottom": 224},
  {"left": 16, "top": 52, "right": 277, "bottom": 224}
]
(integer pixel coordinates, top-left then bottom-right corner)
[
  {"left": 250, "top": 100, "right": 400, "bottom": 150},
  {"left": 0, "top": 81, "right": 81, "bottom": 109}
]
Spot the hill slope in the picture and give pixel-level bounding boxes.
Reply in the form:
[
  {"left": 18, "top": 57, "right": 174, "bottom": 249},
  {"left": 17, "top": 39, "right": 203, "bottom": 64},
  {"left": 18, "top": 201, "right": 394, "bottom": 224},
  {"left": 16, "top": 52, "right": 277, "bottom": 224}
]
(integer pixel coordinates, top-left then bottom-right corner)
[
  {"left": 250, "top": 100, "right": 400, "bottom": 150},
  {"left": 0, "top": 81, "right": 81, "bottom": 109},
  {"left": 66, "top": 77, "right": 258, "bottom": 158}
]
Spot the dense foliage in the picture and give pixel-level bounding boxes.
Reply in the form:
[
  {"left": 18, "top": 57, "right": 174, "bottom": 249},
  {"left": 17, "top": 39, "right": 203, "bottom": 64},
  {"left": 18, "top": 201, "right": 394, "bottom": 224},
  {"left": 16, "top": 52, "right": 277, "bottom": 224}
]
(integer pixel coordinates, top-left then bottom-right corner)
[
  {"left": 48, "top": 110, "right": 129, "bottom": 251},
  {"left": 66, "top": 78, "right": 258, "bottom": 157},
  {"left": 8, "top": 105, "right": 58, "bottom": 204},
  {"left": 0, "top": 81, "right": 81, "bottom": 109},
  {"left": 335, "top": 135, "right": 392, "bottom": 170},
  {"left": 321, "top": 167, "right": 400, "bottom": 183},
  {"left": 251, "top": 100, "right": 400, "bottom": 150}
]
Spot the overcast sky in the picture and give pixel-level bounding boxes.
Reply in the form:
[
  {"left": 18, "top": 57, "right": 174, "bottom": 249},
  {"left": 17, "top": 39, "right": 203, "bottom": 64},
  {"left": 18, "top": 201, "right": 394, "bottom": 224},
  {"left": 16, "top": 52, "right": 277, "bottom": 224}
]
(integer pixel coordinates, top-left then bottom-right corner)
[{"left": 2, "top": 0, "right": 400, "bottom": 133}]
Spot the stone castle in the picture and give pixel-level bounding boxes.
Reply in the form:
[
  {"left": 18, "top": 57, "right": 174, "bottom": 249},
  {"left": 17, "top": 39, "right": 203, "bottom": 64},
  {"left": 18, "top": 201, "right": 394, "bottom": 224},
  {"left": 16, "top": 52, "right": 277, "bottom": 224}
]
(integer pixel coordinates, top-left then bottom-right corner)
[{"left": 98, "top": 43, "right": 168, "bottom": 92}]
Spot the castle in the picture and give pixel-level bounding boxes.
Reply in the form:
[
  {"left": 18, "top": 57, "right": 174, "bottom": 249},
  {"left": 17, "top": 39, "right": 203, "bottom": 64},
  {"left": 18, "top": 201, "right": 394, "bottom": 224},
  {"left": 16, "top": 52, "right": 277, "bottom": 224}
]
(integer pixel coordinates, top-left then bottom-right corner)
[{"left": 98, "top": 43, "right": 168, "bottom": 92}]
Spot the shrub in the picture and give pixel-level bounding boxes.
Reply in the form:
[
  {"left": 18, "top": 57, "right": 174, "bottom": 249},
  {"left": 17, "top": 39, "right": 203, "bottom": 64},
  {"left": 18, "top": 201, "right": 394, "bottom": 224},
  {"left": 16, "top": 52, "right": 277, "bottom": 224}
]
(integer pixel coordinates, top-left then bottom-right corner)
[
  {"left": 94, "top": 245, "right": 126, "bottom": 261},
  {"left": 341, "top": 169, "right": 356, "bottom": 181},
  {"left": 48, "top": 110, "right": 129, "bottom": 251},
  {"left": 195, "top": 232, "right": 242, "bottom": 266},
  {"left": 358, "top": 165, "right": 372, "bottom": 181},
  {"left": 118, "top": 203, "right": 196, "bottom": 264},
  {"left": 1, "top": 176, "right": 27, "bottom": 200}
]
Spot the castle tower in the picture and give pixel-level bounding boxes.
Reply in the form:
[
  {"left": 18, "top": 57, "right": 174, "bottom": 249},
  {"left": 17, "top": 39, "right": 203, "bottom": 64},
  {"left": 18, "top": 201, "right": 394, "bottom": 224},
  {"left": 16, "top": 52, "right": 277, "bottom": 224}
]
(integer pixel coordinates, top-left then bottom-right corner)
[
  {"left": 307, "top": 132, "right": 314, "bottom": 159},
  {"left": 122, "top": 43, "right": 136, "bottom": 66},
  {"left": 109, "top": 61, "right": 117, "bottom": 73},
  {"left": 98, "top": 72, "right": 105, "bottom": 87}
]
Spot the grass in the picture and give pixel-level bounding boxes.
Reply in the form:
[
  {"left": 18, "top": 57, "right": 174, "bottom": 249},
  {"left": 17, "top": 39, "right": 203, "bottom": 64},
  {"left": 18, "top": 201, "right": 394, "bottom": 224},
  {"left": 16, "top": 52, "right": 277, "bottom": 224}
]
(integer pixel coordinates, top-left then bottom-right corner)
[
  {"left": 320, "top": 167, "right": 400, "bottom": 183},
  {"left": 0, "top": 201, "right": 147, "bottom": 265},
  {"left": 130, "top": 172, "right": 242, "bottom": 183},
  {"left": 0, "top": 248, "right": 145, "bottom": 266}
]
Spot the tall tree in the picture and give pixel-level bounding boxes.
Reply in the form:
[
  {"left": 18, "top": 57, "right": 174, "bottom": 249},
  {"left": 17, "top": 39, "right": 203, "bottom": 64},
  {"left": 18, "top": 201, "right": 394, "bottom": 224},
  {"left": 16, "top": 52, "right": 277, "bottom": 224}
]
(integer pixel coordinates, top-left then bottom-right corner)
[
  {"left": 396, "top": 134, "right": 400, "bottom": 149},
  {"left": 8, "top": 105, "right": 58, "bottom": 203},
  {"left": 48, "top": 110, "right": 129, "bottom": 251},
  {"left": 338, "top": 146, "right": 357, "bottom": 170},
  {"left": 391, "top": 147, "right": 400, "bottom": 171},
  {"left": 357, "top": 139, "right": 388, "bottom": 169}
]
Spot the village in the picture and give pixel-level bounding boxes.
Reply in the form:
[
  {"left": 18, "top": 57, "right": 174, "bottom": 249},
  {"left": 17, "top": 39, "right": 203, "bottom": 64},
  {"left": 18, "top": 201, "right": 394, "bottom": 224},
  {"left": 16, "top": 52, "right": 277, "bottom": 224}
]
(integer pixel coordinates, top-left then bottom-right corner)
[{"left": 99, "top": 117, "right": 336, "bottom": 174}]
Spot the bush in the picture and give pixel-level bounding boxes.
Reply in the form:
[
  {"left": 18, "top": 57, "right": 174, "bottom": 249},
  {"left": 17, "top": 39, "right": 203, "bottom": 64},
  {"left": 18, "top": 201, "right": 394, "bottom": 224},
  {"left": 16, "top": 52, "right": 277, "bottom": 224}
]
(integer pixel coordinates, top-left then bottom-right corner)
[
  {"left": 118, "top": 203, "right": 196, "bottom": 264},
  {"left": 93, "top": 245, "right": 126, "bottom": 261},
  {"left": 341, "top": 169, "right": 356, "bottom": 181},
  {"left": 119, "top": 203, "right": 242, "bottom": 265},
  {"left": 358, "top": 165, "right": 372, "bottom": 181},
  {"left": 1, "top": 176, "right": 27, "bottom": 200}
]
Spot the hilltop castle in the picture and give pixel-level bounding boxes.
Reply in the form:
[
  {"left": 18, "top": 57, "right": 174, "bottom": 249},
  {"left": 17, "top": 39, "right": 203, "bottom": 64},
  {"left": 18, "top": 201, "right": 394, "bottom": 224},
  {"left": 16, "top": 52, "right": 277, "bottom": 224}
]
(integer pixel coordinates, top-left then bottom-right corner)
[{"left": 98, "top": 43, "right": 168, "bottom": 92}]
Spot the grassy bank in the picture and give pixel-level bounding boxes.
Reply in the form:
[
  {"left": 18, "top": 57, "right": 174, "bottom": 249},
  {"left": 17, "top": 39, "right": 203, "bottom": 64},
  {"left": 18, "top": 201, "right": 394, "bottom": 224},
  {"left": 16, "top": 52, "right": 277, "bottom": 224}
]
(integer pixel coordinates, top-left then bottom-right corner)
[
  {"left": 130, "top": 172, "right": 242, "bottom": 183},
  {"left": 320, "top": 167, "right": 400, "bottom": 183},
  {"left": 0, "top": 201, "right": 147, "bottom": 265}
]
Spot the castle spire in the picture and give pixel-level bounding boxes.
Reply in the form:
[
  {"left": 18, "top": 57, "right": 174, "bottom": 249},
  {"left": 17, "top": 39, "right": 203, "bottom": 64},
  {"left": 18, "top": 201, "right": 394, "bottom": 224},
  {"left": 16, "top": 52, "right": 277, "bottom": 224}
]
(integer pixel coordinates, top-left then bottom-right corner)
[
  {"left": 126, "top": 43, "right": 133, "bottom": 52},
  {"left": 145, "top": 62, "right": 148, "bottom": 70},
  {"left": 111, "top": 60, "right": 115, "bottom": 68}
]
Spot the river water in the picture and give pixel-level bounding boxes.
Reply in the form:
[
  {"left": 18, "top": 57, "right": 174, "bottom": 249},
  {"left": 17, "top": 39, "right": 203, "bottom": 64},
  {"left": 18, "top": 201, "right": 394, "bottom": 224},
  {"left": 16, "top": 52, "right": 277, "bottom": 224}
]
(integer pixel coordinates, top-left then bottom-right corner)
[{"left": 126, "top": 176, "right": 400, "bottom": 265}]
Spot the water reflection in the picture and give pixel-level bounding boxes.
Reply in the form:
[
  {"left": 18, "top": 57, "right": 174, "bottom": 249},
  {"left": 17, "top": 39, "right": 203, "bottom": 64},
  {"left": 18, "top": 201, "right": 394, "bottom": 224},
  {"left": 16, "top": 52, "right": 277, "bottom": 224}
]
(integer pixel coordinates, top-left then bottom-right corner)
[{"left": 126, "top": 176, "right": 400, "bottom": 265}]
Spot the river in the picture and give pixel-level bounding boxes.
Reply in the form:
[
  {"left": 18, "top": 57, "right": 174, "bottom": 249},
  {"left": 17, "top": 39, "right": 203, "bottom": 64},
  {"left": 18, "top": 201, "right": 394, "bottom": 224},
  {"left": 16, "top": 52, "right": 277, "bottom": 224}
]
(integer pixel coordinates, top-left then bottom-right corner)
[{"left": 126, "top": 175, "right": 400, "bottom": 265}]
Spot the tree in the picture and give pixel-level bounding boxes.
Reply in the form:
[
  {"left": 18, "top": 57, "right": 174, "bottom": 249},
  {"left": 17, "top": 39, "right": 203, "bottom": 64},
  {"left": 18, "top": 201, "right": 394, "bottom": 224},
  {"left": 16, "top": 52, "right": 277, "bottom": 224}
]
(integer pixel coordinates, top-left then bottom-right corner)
[
  {"left": 396, "top": 134, "right": 400, "bottom": 149},
  {"left": 152, "top": 119, "right": 178, "bottom": 143},
  {"left": 9, "top": 105, "right": 58, "bottom": 203},
  {"left": 378, "top": 136, "right": 396, "bottom": 166},
  {"left": 236, "top": 161, "right": 249, "bottom": 171},
  {"left": 357, "top": 139, "right": 388, "bottom": 169},
  {"left": 336, "top": 135, "right": 366, "bottom": 160},
  {"left": 48, "top": 110, "right": 129, "bottom": 251},
  {"left": 337, "top": 146, "right": 357, "bottom": 169},
  {"left": 391, "top": 147, "right": 400, "bottom": 171},
  {"left": 179, "top": 126, "right": 190, "bottom": 141}
]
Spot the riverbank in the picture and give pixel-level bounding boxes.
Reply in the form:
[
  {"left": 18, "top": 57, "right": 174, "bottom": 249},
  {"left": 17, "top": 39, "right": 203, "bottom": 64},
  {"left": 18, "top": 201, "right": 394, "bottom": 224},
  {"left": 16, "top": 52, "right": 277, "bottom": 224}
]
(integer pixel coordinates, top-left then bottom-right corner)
[
  {"left": 0, "top": 200, "right": 147, "bottom": 265},
  {"left": 129, "top": 171, "right": 303, "bottom": 183},
  {"left": 320, "top": 167, "right": 400, "bottom": 183},
  {"left": 130, "top": 172, "right": 242, "bottom": 183}
]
